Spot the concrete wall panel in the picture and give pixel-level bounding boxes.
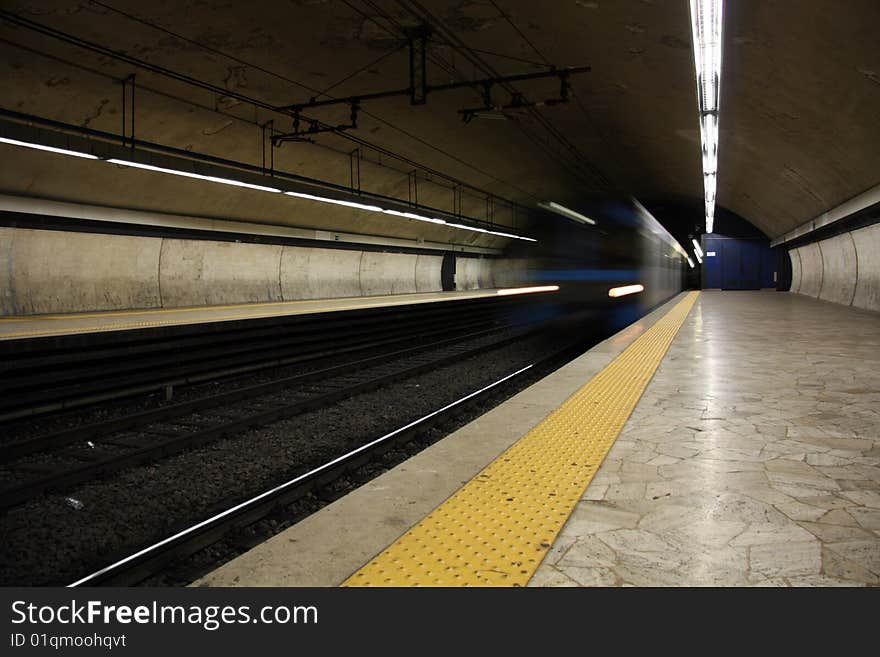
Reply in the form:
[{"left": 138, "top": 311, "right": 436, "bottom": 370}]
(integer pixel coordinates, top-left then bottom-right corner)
[
  {"left": 818, "top": 233, "right": 857, "bottom": 305},
  {"left": 789, "top": 248, "right": 802, "bottom": 293},
  {"left": 2, "top": 228, "right": 162, "bottom": 315},
  {"left": 414, "top": 254, "right": 442, "bottom": 292},
  {"left": 491, "top": 257, "right": 530, "bottom": 288},
  {"left": 455, "top": 258, "right": 482, "bottom": 290},
  {"left": 280, "top": 247, "right": 362, "bottom": 300},
  {"left": 360, "top": 252, "right": 418, "bottom": 296},
  {"left": 489, "top": 260, "right": 508, "bottom": 289},
  {"left": 851, "top": 223, "right": 880, "bottom": 312},
  {"left": 796, "top": 242, "right": 823, "bottom": 298},
  {"left": 0, "top": 227, "right": 515, "bottom": 315},
  {"left": 477, "top": 258, "right": 495, "bottom": 289},
  {"left": 790, "top": 224, "right": 878, "bottom": 312},
  {"left": 159, "top": 239, "right": 282, "bottom": 308},
  {"left": 0, "top": 228, "right": 14, "bottom": 315}
]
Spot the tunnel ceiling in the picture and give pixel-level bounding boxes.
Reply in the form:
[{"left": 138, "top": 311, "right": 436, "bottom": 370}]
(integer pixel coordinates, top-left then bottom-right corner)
[{"left": 1, "top": 0, "right": 878, "bottom": 241}]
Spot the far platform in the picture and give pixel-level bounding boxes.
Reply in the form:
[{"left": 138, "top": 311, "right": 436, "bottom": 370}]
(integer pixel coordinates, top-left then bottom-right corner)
[
  {"left": 0, "top": 289, "right": 525, "bottom": 341},
  {"left": 197, "top": 290, "right": 880, "bottom": 587}
]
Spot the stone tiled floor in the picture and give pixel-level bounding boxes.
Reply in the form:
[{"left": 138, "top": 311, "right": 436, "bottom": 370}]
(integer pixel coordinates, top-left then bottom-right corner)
[{"left": 530, "top": 291, "right": 880, "bottom": 587}]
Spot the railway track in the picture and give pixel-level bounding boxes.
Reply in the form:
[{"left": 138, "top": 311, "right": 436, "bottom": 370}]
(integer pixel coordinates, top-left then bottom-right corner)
[
  {"left": 0, "top": 324, "right": 537, "bottom": 510},
  {"left": 62, "top": 324, "right": 590, "bottom": 587},
  {"left": 0, "top": 294, "right": 544, "bottom": 421}
]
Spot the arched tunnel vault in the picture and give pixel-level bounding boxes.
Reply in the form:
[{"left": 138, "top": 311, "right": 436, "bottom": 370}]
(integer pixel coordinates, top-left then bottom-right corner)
[
  {"left": 720, "top": 0, "right": 880, "bottom": 238},
  {"left": 0, "top": 1, "right": 878, "bottom": 244}
]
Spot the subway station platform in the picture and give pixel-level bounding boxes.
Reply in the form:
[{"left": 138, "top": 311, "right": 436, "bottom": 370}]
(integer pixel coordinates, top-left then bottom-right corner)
[
  {"left": 197, "top": 290, "right": 880, "bottom": 587},
  {"left": 0, "top": 289, "right": 518, "bottom": 341}
]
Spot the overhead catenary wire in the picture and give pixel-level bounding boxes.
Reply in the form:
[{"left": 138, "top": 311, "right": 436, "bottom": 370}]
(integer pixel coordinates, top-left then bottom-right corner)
[
  {"left": 487, "top": 0, "right": 551, "bottom": 66},
  {"left": 486, "top": 0, "right": 626, "bottom": 191},
  {"left": 93, "top": 0, "right": 403, "bottom": 103},
  {"left": 339, "top": 0, "right": 598, "bottom": 197},
  {"left": 345, "top": 0, "right": 604, "bottom": 190},
  {"left": 1, "top": 5, "right": 535, "bottom": 216},
  {"left": 83, "top": 0, "right": 539, "bottom": 205},
  {"left": 398, "top": 0, "right": 611, "bottom": 190},
  {"left": 315, "top": 43, "right": 407, "bottom": 100},
  {"left": 0, "top": 10, "right": 537, "bottom": 229}
]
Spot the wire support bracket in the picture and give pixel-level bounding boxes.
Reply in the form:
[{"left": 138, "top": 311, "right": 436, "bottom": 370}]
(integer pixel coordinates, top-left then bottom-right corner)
[{"left": 272, "top": 26, "right": 588, "bottom": 132}]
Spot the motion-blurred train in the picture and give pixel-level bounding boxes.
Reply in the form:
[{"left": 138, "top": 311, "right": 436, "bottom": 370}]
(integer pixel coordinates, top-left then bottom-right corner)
[{"left": 451, "top": 198, "right": 688, "bottom": 333}]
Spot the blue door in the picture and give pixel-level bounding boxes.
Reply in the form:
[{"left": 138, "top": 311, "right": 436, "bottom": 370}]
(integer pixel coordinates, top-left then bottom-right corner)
[
  {"left": 703, "top": 236, "right": 774, "bottom": 290},
  {"left": 721, "top": 240, "right": 762, "bottom": 290}
]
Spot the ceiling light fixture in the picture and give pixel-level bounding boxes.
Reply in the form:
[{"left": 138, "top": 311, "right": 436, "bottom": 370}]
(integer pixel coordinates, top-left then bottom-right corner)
[
  {"left": 383, "top": 209, "right": 447, "bottom": 225},
  {"left": 107, "top": 158, "right": 283, "bottom": 193},
  {"left": 285, "top": 191, "right": 383, "bottom": 212},
  {"left": 537, "top": 201, "right": 597, "bottom": 226},
  {"left": 5, "top": 131, "right": 537, "bottom": 242},
  {"left": 689, "top": 0, "right": 724, "bottom": 234},
  {"left": 691, "top": 238, "right": 704, "bottom": 259},
  {"left": 687, "top": 256, "right": 695, "bottom": 269},
  {"left": 110, "top": 158, "right": 535, "bottom": 241},
  {"left": 488, "top": 230, "right": 537, "bottom": 242},
  {"left": 0, "top": 136, "right": 99, "bottom": 160},
  {"left": 446, "top": 222, "right": 537, "bottom": 242}
]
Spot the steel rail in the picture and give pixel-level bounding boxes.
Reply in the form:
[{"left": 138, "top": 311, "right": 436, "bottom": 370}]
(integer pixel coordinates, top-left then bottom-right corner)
[
  {"left": 67, "top": 328, "right": 587, "bottom": 587},
  {"left": 0, "top": 296, "right": 528, "bottom": 421},
  {"left": 0, "top": 326, "right": 536, "bottom": 510},
  {"left": 68, "top": 364, "right": 535, "bottom": 587},
  {"left": 1, "top": 321, "right": 517, "bottom": 462}
]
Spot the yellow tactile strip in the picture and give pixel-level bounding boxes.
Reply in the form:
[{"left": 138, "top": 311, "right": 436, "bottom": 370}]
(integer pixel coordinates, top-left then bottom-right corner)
[{"left": 344, "top": 291, "right": 700, "bottom": 587}]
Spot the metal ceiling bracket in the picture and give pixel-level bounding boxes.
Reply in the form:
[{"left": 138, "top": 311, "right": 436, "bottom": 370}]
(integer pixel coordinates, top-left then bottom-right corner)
[
  {"left": 409, "top": 28, "right": 429, "bottom": 105},
  {"left": 120, "top": 73, "right": 135, "bottom": 149},
  {"left": 271, "top": 103, "right": 360, "bottom": 145}
]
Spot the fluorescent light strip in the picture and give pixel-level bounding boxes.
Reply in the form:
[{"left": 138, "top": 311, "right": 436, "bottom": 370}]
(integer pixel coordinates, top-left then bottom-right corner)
[
  {"left": 608, "top": 284, "right": 645, "bottom": 298},
  {"left": 382, "top": 210, "right": 536, "bottom": 241},
  {"left": 114, "top": 157, "right": 534, "bottom": 240},
  {"left": 488, "top": 230, "right": 537, "bottom": 242},
  {"left": 687, "top": 256, "right": 695, "bottom": 269},
  {"left": 496, "top": 285, "right": 559, "bottom": 296},
  {"left": 108, "top": 158, "right": 282, "bottom": 193},
  {"left": 381, "top": 211, "right": 536, "bottom": 241},
  {"left": 692, "top": 237, "right": 704, "bottom": 264},
  {"left": 285, "top": 190, "right": 382, "bottom": 212},
  {"left": 7, "top": 137, "right": 535, "bottom": 241},
  {"left": 446, "top": 221, "right": 537, "bottom": 242},
  {"left": 383, "top": 209, "right": 447, "bottom": 225},
  {"left": 446, "top": 221, "right": 487, "bottom": 233},
  {"left": 690, "top": 1, "right": 723, "bottom": 113},
  {"left": 445, "top": 221, "right": 477, "bottom": 230},
  {"left": 538, "top": 201, "right": 597, "bottom": 226},
  {"left": 689, "top": 0, "right": 724, "bottom": 235},
  {"left": 0, "top": 136, "right": 99, "bottom": 160}
]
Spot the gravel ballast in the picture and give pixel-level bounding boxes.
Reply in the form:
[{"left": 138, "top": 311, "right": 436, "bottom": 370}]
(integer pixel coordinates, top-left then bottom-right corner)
[{"left": 0, "top": 324, "right": 597, "bottom": 586}]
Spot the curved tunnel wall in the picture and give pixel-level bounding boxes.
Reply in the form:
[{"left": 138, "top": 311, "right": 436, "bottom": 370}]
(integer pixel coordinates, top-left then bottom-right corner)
[
  {"left": 788, "top": 223, "right": 880, "bottom": 312},
  {"left": 0, "top": 227, "right": 509, "bottom": 315},
  {"left": 159, "top": 239, "right": 285, "bottom": 307},
  {"left": 0, "top": 228, "right": 164, "bottom": 315},
  {"left": 456, "top": 257, "right": 496, "bottom": 290}
]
